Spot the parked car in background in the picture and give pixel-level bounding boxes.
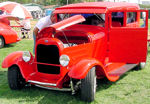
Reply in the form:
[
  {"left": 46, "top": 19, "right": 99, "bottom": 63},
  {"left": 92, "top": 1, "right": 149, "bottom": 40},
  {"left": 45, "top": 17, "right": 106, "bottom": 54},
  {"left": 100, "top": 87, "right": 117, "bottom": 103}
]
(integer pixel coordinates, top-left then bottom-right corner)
[
  {"left": 2, "top": 2, "right": 148, "bottom": 102},
  {"left": 0, "top": 15, "right": 20, "bottom": 48}
]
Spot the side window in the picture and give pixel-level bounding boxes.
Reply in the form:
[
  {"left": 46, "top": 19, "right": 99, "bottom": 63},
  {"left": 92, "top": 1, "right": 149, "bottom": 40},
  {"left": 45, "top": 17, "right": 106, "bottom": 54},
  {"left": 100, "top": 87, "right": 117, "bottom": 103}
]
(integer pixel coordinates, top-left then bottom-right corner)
[
  {"left": 111, "top": 12, "right": 124, "bottom": 27},
  {"left": 126, "top": 11, "right": 147, "bottom": 28},
  {"left": 127, "top": 12, "right": 137, "bottom": 24},
  {"left": 140, "top": 11, "right": 146, "bottom": 28}
]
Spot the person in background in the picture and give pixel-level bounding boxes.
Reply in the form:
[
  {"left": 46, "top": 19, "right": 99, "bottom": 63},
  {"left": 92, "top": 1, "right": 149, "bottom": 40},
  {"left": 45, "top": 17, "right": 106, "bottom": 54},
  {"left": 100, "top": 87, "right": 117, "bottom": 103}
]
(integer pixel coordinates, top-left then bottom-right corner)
[
  {"left": 127, "top": 12, "right": 133, "bottom": 23},
  {"left": 0, "top": 9, "right": 7, "bottom": 15},
  {"left": 33, "top": 12, "right": 56, "bottom": 53},
  {"left": 15, "top": 18, "right": 31, "bottom": 38},
  {"left": 20, "top": 19, "right": 31, "bottom": 38}
]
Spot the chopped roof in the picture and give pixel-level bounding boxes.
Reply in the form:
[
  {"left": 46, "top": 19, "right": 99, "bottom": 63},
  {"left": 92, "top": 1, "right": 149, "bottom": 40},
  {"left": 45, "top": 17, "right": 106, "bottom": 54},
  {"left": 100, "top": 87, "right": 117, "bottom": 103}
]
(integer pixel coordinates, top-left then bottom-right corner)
[
  {"left": 57, "top": 2, "right": 139, "bottom": 9},
  {"left": 54, "top": 2, "right": 140, "bottom": 14}
]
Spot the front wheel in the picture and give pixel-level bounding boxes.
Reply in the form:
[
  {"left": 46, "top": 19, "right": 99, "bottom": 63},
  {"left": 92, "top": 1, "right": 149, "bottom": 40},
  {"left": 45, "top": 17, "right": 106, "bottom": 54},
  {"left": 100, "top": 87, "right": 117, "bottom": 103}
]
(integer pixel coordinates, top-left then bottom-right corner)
[
  {"left": 0, "top": 36, "right": 5, "bottom": 48},
  {"left": 81, "top": 67, "right": 96, "bottom": 102},
  {"left": 8, "top": 66, "right": 25, "bottom": 90}
]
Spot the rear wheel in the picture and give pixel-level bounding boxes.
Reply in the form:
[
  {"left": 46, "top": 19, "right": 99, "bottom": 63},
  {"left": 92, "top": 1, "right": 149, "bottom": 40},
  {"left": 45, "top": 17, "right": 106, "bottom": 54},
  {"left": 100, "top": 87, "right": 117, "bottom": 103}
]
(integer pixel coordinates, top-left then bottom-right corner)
[
  {"left": 81, "top": 67, "right": 96, "bottom": 102},
  {"left": 139, "top": 62, "right": 146, "bottom": 69},
  {"left": 8, "top": 66, "right": 25, "bottom": 90},
  {"left": 138, "top": 43, "right": 148, "bottom": 70},
  {"left": 0, "top": 36, "right": 4, "bottom": 48}
]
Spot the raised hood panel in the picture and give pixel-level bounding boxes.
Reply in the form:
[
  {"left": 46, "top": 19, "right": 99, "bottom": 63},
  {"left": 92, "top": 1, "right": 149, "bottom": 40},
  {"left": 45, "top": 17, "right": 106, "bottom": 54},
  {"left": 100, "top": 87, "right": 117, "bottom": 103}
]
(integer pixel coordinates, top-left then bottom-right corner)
[{"left": 51, "top": 15, "right": 85, "bottom": 30}]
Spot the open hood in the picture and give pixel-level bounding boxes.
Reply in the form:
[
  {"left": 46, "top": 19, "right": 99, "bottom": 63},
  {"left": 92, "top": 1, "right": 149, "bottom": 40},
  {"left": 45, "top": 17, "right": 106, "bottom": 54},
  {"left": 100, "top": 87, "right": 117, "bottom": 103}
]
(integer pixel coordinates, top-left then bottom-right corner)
[{"left": 51, "top": 15, "right": 85, "bottom": 31}]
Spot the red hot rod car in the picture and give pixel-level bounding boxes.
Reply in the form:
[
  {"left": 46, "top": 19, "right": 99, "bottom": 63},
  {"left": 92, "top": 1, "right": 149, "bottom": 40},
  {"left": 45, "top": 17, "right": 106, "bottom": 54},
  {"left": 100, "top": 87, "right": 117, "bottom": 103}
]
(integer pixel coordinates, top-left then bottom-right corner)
[
  {"left": 0, "top": 15, "right": 20, "bottom": 48},
  {"left": 2, "top": 2, "right": 148, "bottom": 102}
]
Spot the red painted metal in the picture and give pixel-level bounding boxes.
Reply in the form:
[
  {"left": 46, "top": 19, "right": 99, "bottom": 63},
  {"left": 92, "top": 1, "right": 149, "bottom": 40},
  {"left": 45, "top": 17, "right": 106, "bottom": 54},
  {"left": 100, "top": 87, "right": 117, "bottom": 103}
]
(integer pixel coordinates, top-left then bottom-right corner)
[
  {"left": 2, "top": 51, "right": 23, "bottom": 68},
  {"left": 54, "top": 2, "right": 139, "bottom": 14},
  {"left": 68, "top": 58, "right": 104, "bottom": 79},
  {"left": 0, "top": 15, "right": 20, "bottom": 45},
  {"left": 2, "top": 2, "right": 148, "bottom": 90},
  {"left": 51, "top": 15, "right": 85, "bottom": 30},
  {"left": 2, "top": 51, "right": 35, "bottom": 79},
  {"left": 108, "top": 10, "right": 148, "bottom": 63}
]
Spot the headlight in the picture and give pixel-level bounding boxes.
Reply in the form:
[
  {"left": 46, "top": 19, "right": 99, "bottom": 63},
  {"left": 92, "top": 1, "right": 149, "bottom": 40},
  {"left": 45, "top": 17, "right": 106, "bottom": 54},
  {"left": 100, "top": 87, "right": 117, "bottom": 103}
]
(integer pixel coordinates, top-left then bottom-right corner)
[
  {"left": 59, "top": 55, "right": 70, "bottom": 67},
  {"left": 22, "top": 51, "right": 31, "bottom": 62}
]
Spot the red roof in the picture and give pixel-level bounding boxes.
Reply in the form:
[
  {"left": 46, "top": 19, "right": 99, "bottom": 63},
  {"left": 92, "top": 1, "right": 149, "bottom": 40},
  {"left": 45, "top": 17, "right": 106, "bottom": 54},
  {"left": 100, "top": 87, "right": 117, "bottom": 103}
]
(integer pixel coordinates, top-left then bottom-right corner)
[{"left": 54, "top": 2, "right": 140, "bottom": 14}]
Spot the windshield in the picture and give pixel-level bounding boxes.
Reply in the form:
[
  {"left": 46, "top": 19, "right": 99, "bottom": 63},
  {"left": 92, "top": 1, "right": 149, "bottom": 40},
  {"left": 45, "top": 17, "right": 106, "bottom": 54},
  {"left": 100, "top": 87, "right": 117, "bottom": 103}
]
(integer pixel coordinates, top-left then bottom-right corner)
[{"left": 57, "top": 13, "right": 105, "bottom": 27}]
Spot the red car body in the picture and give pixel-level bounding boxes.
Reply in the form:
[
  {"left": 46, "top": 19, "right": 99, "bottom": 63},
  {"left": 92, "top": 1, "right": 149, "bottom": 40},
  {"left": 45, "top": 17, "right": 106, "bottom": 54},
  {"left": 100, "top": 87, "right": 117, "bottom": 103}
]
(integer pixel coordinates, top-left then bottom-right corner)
[
  {"left": 0, "top": 15, "right": 20, "bottom": 48},
  {"left": 2, "top": 2, "right": 148, "bottom": 102}
]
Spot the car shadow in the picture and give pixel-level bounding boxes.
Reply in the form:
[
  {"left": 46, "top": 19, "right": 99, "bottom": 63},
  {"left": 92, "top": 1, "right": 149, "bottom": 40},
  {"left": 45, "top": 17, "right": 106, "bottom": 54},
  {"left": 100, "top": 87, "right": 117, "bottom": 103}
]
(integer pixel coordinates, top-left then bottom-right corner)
[
  {"left": 36, "top": 72, "right": 131, "bottom": 104},
  {"left": 3, "top": 44, "right": 15, "bottom": 48},
  {"left": 96, "top": 71, "right": 129, "bottom": 92}
]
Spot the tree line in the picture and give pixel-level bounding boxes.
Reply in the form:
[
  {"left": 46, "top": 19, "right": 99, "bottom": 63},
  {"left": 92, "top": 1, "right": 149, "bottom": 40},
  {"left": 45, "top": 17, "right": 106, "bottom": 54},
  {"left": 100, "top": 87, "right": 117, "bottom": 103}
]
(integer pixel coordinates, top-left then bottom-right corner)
[
  {"left": 1, "top": 0, "right": 149, "bottom": 9},
  {"left": 0, "top": 0, "right": 103, "bottom": 6}
]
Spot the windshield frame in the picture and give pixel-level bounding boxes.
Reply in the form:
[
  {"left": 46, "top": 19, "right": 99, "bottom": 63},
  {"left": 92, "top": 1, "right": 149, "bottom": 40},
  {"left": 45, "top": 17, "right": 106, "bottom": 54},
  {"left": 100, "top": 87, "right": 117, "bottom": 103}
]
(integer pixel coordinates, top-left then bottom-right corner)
[{"left": 56, "top": 13, "right": 106, "bottom": 28}]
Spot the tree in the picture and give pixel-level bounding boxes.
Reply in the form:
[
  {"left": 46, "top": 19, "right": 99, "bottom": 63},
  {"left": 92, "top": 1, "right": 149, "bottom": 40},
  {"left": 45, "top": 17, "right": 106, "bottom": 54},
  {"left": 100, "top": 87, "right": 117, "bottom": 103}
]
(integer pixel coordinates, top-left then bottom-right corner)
[{"left": 0, "top": 0, "right": 103, "bottom": 5}]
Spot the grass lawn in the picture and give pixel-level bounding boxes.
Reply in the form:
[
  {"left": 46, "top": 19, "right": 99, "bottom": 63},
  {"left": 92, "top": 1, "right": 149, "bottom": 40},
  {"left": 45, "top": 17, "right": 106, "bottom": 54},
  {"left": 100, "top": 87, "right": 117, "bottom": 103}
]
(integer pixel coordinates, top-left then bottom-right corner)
[{"left": 0, "top": 19, "right": 150, "bottom": 104}]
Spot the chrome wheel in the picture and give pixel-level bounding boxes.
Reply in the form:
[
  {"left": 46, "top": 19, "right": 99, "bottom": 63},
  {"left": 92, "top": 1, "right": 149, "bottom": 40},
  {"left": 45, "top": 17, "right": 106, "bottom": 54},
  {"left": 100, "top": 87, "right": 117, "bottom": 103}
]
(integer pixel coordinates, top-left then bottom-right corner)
[
  {"left": 0, "top": 38, "right": 2, "bottom": 46},
  {"left": 93, "top": 73, "right": 97, "bottom": 95}
]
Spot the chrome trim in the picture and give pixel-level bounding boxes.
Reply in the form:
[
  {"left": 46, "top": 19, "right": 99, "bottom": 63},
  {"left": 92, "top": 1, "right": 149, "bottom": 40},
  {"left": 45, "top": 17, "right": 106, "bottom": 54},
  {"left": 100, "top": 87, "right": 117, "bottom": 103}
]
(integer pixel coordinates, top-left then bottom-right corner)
[
  {"left": 35, "top": 85, "right": 72, "bottom": 91},
  {"left": 70, "top": 78, "right": 75, "bottom": 95},
  {"left": 28, "top": 80, "right": 56, "bottom": 86}
]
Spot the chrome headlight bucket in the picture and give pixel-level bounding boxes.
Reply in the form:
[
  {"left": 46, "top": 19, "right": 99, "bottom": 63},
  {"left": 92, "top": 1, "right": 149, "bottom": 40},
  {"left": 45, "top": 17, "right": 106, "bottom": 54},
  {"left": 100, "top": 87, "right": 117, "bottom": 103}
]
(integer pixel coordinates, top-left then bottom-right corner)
[
  {"left": 22, "top": 51, "right": 31, "bottom": 62},
  {"left": 59, "top": 55, "right": 70, "bottom": 67}
]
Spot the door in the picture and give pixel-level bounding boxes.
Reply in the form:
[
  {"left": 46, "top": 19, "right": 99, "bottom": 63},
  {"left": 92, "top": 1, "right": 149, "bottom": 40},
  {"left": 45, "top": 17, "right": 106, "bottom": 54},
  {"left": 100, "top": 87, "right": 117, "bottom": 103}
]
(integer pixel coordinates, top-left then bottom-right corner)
[{"left": 108, "top": 10, "right": 148, "bottom": 63}]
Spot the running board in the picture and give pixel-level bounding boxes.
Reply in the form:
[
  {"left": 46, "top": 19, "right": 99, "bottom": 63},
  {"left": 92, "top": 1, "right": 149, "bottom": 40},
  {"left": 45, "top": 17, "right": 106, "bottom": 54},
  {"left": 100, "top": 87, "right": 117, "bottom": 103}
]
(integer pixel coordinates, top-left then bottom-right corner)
[
  {"left": 28, "top": 80, "right": 56, "bottom": 86},
  {"left": 108, "top": 64, "right": 137, "bottom": 76},
  {"left": 35, "top": 85, "right": 72, "bottom": 91}
]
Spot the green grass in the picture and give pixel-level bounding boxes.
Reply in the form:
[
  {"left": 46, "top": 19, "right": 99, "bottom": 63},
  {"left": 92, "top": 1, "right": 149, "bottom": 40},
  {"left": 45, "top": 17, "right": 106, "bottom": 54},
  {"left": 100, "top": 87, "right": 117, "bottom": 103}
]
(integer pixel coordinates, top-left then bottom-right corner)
[{"left": 0, "top": 39, "right": 150, "bottom": 104}]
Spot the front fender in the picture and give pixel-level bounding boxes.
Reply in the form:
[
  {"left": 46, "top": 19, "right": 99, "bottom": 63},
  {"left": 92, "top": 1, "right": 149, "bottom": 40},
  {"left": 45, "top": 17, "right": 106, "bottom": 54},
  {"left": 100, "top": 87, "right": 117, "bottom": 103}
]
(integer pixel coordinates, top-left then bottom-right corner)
[
  {"left": 68, "top": 58, "right": 104, "bottom": 79},
  {"left": 2, "top": 51, "right": 23, "bottom": 68},
  {"left": 68, "top": 58, "right": 121, "bottom": 82},
  {"left": 2, "top": 51, "right": 35, "bottom": 79}
]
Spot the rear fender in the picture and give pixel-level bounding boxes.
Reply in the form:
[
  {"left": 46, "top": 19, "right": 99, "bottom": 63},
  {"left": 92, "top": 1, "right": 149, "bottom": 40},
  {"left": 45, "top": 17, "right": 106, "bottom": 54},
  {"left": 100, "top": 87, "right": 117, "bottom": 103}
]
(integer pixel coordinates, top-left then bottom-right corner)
[
  {"left": 2, "top": 51, "right": 35, "bottom": 79},
  {"left": 0, "top": 26, "right": 19, "bottom": 44}
]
